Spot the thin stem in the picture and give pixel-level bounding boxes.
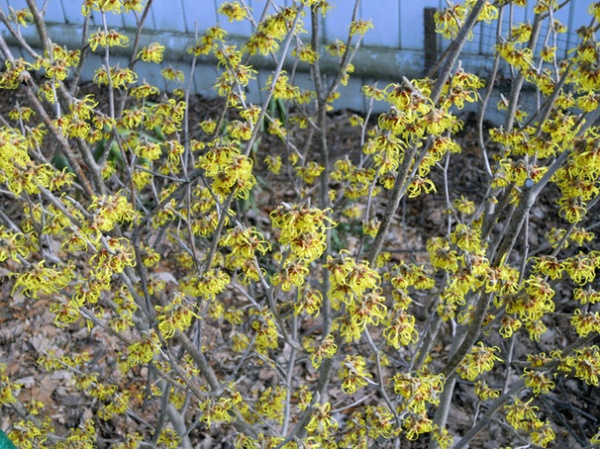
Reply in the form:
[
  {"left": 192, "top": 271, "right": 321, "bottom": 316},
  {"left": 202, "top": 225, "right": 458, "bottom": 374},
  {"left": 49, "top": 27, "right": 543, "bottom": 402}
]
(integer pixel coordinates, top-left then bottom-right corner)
[{"left": 243, "top": 5, "right": 305, "bottom": 158}]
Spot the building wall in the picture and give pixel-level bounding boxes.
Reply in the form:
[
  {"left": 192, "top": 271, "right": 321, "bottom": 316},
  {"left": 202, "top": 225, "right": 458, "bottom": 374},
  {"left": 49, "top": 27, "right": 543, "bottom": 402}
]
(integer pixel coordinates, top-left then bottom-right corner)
[{"left": 0, "top": 0, "right": 595, "bottom": 112}]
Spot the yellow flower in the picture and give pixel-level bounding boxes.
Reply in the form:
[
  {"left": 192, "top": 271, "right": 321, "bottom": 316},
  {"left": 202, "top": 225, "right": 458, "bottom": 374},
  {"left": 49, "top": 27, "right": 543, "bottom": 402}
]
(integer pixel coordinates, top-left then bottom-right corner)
[
  {"left": 271, "top": 259, "right": 309, "bottom": 291},
  {"left": 264, "top": 155, "right": 282, "bottom": 174},
  {"left": 435, "top": 3, "right": 466, "bottom": 39},
  {"left": 567, "top": 346, "right": 600, "bottom": 386},
  {"left": 505, "top": 397, "right": 539, "bottom": 431},
  {"left": 218, "top": 1, "right": 247, "bottom": 22},
  {"left": 295, "top": 287, "right": 323, "bottom": 316},
  {"left": 137, "top": 42, "right": 164, "bottom": 63},
  {"left": 521, "top": 369, "right": 555, "bottom": 395},
  {"left": 82, "top": 0, "right": 123, "bottom": 14},
  {"left": 9, "top": 8, "right": 33, "bottom": 26},
  {"left": 406, "top": 175, "right": 435, "bottom": 198},
  {"left": 127, "top": 331, "right": 161, "bottom": 366},
  {"left": 562, "top": 252, "right": 596, "bottom": 285},
  {"left": 161, "top": 66, "right": 184, "bottom": 82},
  {"left": 295, "top": 161, "right": 324, "bottom": 185},
  {"left": 305, "top": 334, "right": 337, "bottom": 368},
  {"left": 339, "top": 355, "right": 372, "bottom": 394},
  {"left": 271, "top": 203, "right": 335, "bottom": 262},
  {"left": 184, "top": 269, "right": 230, "bottom": 300},
  {"left": 93, "top": 66, "right": 137, "bottom": 88},
  {"left": 383, "top": 309, "right": 418, "bottom": 348},
  {"left": 257, "top": 387, "right": 287, "bottom": 424},
  {"left": 251, "top": 308, "right": 279, "bottom": 353},
  {"left": 294, "top": 43, "right": 318, "bottom": 63},
  {"left": 571, "top": 309, "right": 600, "bottom": 337},
  {"left": 456, "top": 342, "right": 502, "bottom": 381},
  {"left": 306, "top": 402, "right": 338, "bottom": 436},
  {"left": 12, "top": 261, "right": 74, "bottom": 299},
  {"left": 349, "top": 19, "right": 373, "bottom": 36},
  {"left": 474, "top": 380, "right": 500, "bottom": 401},
  {"left": 404, "top": 414, "right": 433, "bottom": 440}
]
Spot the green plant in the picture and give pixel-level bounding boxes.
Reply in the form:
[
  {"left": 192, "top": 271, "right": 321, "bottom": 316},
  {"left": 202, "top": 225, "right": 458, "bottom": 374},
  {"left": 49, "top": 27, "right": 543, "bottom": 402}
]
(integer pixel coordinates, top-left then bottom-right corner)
[{"left": 1, "top": 0, "right": 600, "bottom": 448}]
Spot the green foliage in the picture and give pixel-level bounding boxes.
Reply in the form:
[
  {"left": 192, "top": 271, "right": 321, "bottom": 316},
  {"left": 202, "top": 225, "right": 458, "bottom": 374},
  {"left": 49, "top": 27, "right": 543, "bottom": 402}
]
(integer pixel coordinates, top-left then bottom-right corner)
[{"left": 1, "top": 0, "right": 600, "bottom": 448}]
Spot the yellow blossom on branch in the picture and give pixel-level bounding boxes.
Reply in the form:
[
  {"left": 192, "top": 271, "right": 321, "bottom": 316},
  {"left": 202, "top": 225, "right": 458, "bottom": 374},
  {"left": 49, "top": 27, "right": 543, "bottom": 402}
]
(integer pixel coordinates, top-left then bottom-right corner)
[
  {"left": 137, "top": 42, "right": 165, "bottom": 63},
  {"left": 456, "top": 342, "right": 502, "bottom": 381}
]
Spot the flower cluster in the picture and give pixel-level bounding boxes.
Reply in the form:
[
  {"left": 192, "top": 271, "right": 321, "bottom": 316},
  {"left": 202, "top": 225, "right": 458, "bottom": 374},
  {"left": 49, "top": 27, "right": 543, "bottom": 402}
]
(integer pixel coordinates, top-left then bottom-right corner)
[
  {"left": 456, "top": 343, "right": 503, "bottom": 381},
  {"left": 339, "top": 355, "right": 372, "bottom": 394},
  {"left": 504, "top": 398, "right": 556, "bottom": 447},
  {"left": 2, "top": 0, "right": 600, "bottom": 448},
  {"left": 270, "top": 203, "right": 336, "bottom": 263}
]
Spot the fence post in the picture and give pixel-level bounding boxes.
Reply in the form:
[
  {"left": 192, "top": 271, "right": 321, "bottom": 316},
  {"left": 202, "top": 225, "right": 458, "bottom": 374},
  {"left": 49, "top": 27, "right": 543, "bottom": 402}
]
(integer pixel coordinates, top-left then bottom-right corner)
[{"left": 423, "top": 7, "right": 438, "bottom": 74}]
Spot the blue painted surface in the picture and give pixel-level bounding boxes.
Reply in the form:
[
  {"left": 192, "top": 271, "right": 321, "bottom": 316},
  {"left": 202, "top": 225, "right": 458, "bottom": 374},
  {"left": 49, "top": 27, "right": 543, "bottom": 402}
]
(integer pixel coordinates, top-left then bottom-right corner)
[
  {"left": 0, "top": 0, "right": 595, "bottom": 59},
  {"left": 2, "top": 0, "right": 594, "bottom": 49},
  {"left": 361, "top": 0, "right": 401, "bottom": 48},
  {"left": 0, "top": 0, "right": 596, "bottom": 113}
]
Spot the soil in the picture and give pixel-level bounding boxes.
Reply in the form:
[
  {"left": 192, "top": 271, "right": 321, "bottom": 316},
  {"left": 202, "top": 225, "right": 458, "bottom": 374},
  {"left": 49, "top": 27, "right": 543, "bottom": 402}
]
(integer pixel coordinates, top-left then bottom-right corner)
[{"left": 0, "top": 83, "right": 599, "bottom": 449}]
